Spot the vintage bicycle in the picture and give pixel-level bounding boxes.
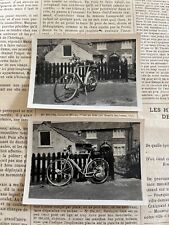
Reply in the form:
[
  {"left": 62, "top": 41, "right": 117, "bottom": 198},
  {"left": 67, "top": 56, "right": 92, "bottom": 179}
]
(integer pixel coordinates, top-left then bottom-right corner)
[
  {"left": 53, "top": 55, "right": 98, "bottom": 102},
  {"left": 46, "top": 148, "right": 109, "bottom": 186}
]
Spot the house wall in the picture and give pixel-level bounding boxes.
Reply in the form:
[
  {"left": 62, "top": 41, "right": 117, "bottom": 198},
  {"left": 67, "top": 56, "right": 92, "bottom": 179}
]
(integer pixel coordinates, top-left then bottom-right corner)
[
  {"left": 33, "top": 124, "right": 76, "bottom": 154},
  {"left": 108, "top": 43, "right": 133, "bottom": 66},
  {"left": 132, "top": 123, "right": 140, "bottom": 147},
  {"left": 45, "top": 40, "right": 93, "bottom": 64},
  {"left": 80, "top": 129, "right": 128, "bottom": 155},
  {"left": 32, "top": 123, "right": 140, "bottom": 157},
  {"left": 78, "top": 124, "right": 139, "bottom": 151},
  {"left": 93, "top": 41, "right": 135, "bottom": 65}
]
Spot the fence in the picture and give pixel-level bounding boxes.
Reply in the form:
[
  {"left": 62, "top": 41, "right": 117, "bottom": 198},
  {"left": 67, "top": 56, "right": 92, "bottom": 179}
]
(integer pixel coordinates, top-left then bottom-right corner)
[
  {"left": 31, "top": 148, "right": 140, "bottom": 185},
  {"left": 31, "top": 152, "right": 89, "bottom": 184},
  {"left": 35, "top": 62, "right": 134, "bottom": 85}
]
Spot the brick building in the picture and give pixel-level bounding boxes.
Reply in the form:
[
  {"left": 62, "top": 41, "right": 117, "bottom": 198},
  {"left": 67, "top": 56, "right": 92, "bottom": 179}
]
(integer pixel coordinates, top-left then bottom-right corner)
[
  {"left": 33, "top": 121, "right": 140, "bottom": 160},
  {"left": 32, "top": 121, "right": 141, "bottom": 179}
]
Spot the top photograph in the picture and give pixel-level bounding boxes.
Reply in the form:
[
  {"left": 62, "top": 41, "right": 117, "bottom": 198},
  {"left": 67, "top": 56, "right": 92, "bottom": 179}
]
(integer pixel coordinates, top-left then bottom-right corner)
[{"left": 28, "top": 34, "right": 141, "bottom": 111}]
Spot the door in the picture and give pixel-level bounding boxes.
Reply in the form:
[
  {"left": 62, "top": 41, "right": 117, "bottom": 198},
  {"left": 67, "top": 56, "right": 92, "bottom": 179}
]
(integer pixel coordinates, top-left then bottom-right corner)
[{"left": 108, "top": 53, "right": 120, "bottom": 79}]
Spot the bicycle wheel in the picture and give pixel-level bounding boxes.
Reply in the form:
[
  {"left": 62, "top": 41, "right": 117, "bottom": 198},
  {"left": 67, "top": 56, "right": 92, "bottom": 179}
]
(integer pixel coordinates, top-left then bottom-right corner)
[
  {"left": 46, "top": 159, "right": 73, "bottom": 186},
  {"left": 86, "top": 158, "right": 109, "bottom": 184},
  {"left": 54, "top": 73, "right": 79, "bottom": 102},
  {"left": 86, "top": 72, "right": 97, "bottom": 92}
]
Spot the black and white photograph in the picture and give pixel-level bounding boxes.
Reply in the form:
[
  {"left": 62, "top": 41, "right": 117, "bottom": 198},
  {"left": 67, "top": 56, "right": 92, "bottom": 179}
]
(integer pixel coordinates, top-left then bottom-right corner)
[
  {"left": 28, "top": 34, "right": 141, "bottom": 111},
  {"left": 23, "top": 118, "right": 145, "bottom": 205}
]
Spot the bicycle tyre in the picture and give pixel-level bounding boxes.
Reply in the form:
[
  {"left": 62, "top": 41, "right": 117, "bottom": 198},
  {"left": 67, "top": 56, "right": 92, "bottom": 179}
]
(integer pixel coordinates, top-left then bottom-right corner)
[
  {"left": 54, "top": 73, "right": 79, "bottom": 102},
  {"left": 46, "top": 159, "right": 73, "bottom": 186},
  {"left": 86, "top": 72, "right": 97, "bottom": 92},
  {"left": 86, "top": 158, "right": 109, "bottom": 184}
]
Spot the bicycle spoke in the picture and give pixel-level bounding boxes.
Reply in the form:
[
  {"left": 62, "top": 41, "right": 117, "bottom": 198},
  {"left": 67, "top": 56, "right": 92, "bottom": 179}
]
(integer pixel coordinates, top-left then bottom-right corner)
[
  {"left": 61, "top": 172, "right": 71, "bottom": 176},
  {"left": 86, "top": 158, "right": 109, "bottom": 184},
  {"left": 54, "top": 74, "right": 78, "bottom": 102},
  {"left": 47, "top": 159, "right": 73, "bottom": 186},
  {"left": 62, "top": 167, "right": 71, "bottom": 173}
]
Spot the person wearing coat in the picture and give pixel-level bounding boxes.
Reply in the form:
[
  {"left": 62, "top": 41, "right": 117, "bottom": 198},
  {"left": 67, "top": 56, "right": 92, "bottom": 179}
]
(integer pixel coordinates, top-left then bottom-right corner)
[{"left": 120, "top": 56, "right": 128, "bottom": 81}]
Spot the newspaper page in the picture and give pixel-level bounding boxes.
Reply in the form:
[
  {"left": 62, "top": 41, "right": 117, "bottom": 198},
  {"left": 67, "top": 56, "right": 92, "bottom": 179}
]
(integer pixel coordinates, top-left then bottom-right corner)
[
  {"left": 1, "top": 0, "right": 169, "bottom": 225},
  {"left": 0, "top": 0, "right": 141, "bottom": 224},
  {"left": 135, "top": 0, "right": 169, "bottom": 224}
]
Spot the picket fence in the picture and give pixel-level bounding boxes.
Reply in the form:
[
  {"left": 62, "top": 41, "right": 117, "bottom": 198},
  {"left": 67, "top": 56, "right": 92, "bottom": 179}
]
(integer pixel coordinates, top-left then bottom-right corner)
[
  {"left": 35, "top": 62, "right": 131, "bottom": 85},
  {"left": 31, "top": 152, "right": 89, "bottom": 184},
  {"left": 31, "top": 147, "right": 140, "bottom": 185}
]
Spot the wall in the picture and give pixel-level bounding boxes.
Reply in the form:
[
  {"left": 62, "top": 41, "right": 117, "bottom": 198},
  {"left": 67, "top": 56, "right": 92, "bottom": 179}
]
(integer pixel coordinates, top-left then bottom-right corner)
[
  {"left": 32, "top": 124, "right": 76, "bottom": 154},
  {"left": 45, "top": 40, "right": 93, "bottom": 63}
]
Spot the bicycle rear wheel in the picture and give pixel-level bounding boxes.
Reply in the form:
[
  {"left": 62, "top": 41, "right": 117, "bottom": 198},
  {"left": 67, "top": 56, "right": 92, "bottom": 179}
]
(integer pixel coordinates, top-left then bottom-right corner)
[
  {"left": 86, "top": 72, "right": 97, "bottom": 92},
  {"left": 54, "top": 73, "right": 79, "bottom": 102},
  {"left": 86, "top": 158, "right": 109, "bottom": 184},
  {"left": 47, "top": 159, "right": 73, "bottom": 186}
]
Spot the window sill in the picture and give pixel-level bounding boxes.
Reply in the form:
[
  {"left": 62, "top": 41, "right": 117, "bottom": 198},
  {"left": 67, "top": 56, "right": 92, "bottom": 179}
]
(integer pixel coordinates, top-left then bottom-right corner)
[
  {"left": 38, "top": 146, "right": 54, "bottom": 148},
  {"left": 62, "top": 55, "right": 72, "bottom": 58},
  {"left": 86, "top": 138, "right": 97, "bottom": 140}
]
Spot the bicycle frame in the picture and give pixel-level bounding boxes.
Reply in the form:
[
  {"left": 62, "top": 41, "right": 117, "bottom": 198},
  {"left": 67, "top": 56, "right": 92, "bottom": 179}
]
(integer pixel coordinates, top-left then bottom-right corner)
[
  {"left": 73, "top": 63, "right": 92, "bottom": 86},
  {"left": 53, "top": 58, "right": 98, "bottom": 102},
  {"left": 46, "top": 146, "right": 109, "bottom": 186},
  {"left": 66, "top": 151, "right": 93, "bottom": 177}
]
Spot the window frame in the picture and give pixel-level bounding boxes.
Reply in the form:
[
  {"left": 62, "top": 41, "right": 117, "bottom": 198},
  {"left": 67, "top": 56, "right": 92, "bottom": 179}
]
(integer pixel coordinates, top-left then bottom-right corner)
[
  {"left": 62, "top": 45, "right": 72, "bottom": 57},
  {"left": 86, "top": 130, "right": 97, "bottom": 139},
  {"left": 96, "top": 42, "right": 107, "bottom": 50},
  {"left": 38, "top": 131, "right": 52, "bottom": 147},
  {"left": 112, "top": 129, "right": 126, "bottom": 139},
  {"left": 121, "top": 53, "right": 132, "bottom": 65},
  {"left": 121, "top": 41, "right": 132, "bottom": 50},
  {"left": 113, "top": 143, "right": 126, "bottom": 156}
]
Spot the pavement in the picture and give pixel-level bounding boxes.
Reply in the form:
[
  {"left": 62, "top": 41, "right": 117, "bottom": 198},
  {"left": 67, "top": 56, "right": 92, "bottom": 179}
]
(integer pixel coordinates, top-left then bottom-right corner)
[
  {"left": 33, "top": 80, "right": 137, "bottom": 107},
  {"left": 29, "top": 178, "right": 142, "bottom": 201}
]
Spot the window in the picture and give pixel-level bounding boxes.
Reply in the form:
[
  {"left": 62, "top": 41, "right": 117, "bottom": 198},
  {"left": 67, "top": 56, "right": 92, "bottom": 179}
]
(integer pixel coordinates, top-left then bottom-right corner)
[
  {"left": 63, "top": 45, "right": 72, "bottom": 56},
  {"left": 97, "top": 42, "right": 107, "bottom": 50},
  {"left": 121, "top": 41, "right": 132, "bottom": 49},
  {"left": 112, "top": 129, "right": 125, "bottom": 138},
  {"left": 86, "top": 131, "right": 97, "bottom": 139},
  {"left": 113, "top": 144, "right": 126, "bottom": 156},
  {"left": 39, "top": 131, "right": 51, "bottom": 146},
  {"left": 121, "top": 53, "right": 132, "bottom": 65}
]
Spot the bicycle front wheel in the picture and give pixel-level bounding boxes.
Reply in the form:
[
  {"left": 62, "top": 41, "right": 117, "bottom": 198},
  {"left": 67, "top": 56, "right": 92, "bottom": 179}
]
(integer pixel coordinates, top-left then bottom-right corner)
[
  {"left": 54, "top": 73, "right": 78, "bottom": 102},
  {"left": 86, "top": 158, "right": 109, "bottom": 184},
  {"left": 47, "top": 159, "right": 73, "bottom": 186}
]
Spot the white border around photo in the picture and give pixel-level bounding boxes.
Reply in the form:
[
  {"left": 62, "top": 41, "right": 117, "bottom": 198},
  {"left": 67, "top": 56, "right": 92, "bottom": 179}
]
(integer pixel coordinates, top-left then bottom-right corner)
[
  {"left": 27, "top": 33, "right": 142, "bottom": 111},
  {"left": 23, "top": 117, "right": 147, "bottom": 206}
]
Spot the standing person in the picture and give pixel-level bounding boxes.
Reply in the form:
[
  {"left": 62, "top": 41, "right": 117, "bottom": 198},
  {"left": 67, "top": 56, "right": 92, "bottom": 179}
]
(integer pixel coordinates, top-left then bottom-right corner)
[
  {"left": 121, "top": 56, "right": 128, "bottom": 81},
  {"left": 102, "top": 54, "right": 108, "bottom": 63},
  {"left": 100, "top": 141, "right": 114, "bottom": 180}
]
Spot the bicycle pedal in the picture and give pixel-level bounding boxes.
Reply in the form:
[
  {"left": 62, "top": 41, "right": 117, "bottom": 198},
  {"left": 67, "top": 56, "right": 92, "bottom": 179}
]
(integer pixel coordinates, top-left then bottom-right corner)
[{"left": 76, "top": 177, "right": 87, "bottom": 182}]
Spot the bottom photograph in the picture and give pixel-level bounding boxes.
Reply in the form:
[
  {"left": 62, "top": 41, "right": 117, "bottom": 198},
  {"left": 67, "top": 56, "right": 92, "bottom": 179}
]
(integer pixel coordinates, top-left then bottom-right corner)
[{"left": 23, "top": 118, "right": 145, "bottom": 205}]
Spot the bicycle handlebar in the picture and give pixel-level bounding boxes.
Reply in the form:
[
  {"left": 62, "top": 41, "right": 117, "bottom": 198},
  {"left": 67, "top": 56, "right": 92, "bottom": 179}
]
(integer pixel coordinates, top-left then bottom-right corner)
[
  {"left": 70, "top": 54, "right": 98, "bottom": 67},
  {"left": 63, "top": 148, "right": 72, "bottom": 154}
]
